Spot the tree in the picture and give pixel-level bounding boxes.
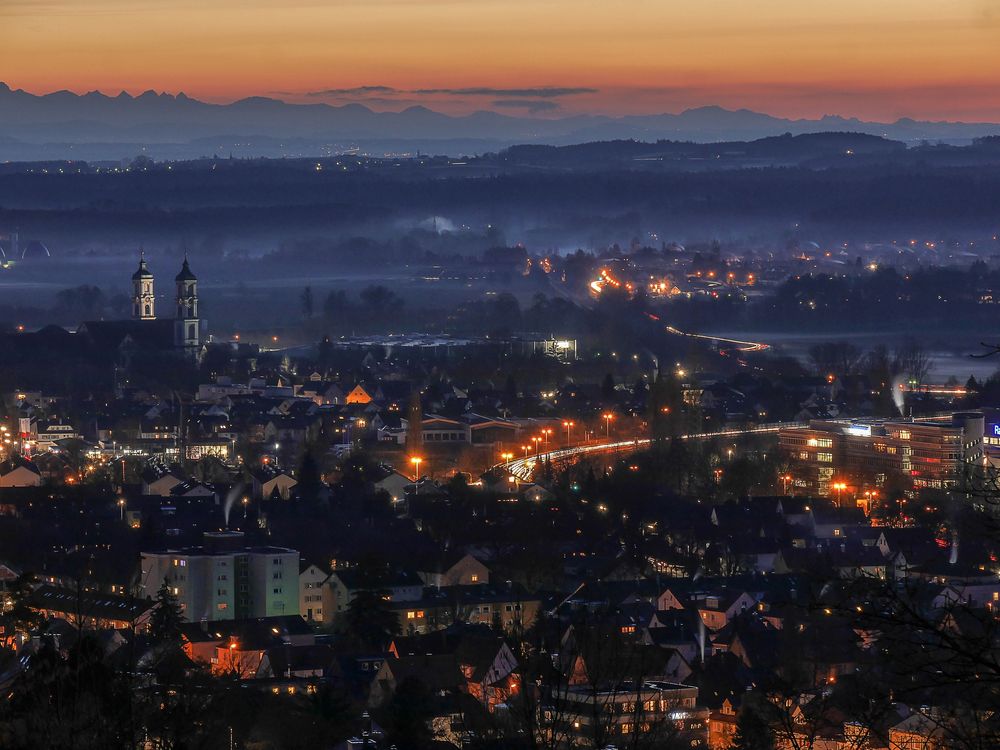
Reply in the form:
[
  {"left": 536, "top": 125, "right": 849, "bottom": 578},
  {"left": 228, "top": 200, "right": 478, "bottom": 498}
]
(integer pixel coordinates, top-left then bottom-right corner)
[
  {"left": 360, "top": 285, "right": 401, "bottom": 311},
  {"left": 0, "top": 573, "right": 43, "bottom": 647},
  {"left": 343, "top": 561, "right": 401, "bottom": 649},
  {"left": 149, "top": 578, "right": 184, "bottom": 646},
  {"left": 296, "top": 448, "right": 325, "bottom": 507},
  {"left": 317, "top": 334, "right": 334, "bottom": 371},
  {"left": 808, "top": 341, "right": 861, "bottom": 378},
  {"left": 323, "top": 290, "right": 350, "bottom": 319},
  {"left": 730, "top": 701, "right": 775, "bottom": 750},
  {"left": 300, "top": 286, "right": 314, "bottom": 319},
  {"left": 601, "top": 373, "right": 616, "bottom": 402},
  {"left": 648, "top": 367, "right": 685, "bottom": 444},
  {"left": 380, "top": 676, "right": 434, "bottom": 749}
]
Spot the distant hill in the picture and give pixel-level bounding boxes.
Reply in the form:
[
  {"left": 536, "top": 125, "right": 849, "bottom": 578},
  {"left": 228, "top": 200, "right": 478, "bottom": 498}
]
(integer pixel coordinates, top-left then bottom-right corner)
[
  {"left": 1, "top": 82, "right": 999, "bottom": 161},
  {"left": 493, "top": 133, "right": 907, "bottom": 168}
]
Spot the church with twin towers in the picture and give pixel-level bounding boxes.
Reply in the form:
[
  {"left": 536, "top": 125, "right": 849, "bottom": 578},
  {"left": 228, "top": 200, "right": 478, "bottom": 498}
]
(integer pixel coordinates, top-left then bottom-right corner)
[{"left": 131, "top": 253, "right": 203, "bottom": 356}]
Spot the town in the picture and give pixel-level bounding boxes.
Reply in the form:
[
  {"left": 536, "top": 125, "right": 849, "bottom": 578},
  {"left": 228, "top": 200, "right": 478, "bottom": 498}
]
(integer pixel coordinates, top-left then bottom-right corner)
[{"left": 1, "top": 249, "right": 998, "bottom": 749}]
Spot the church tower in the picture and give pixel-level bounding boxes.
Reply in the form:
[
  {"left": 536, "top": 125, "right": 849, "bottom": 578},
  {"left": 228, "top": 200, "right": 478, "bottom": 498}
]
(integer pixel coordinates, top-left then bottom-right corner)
[
  {"left": 173, "top": 257, "right": 200, "bottom": 353},
  {"left": 132, "top": 253, "right": 155, "bottom": 320}
]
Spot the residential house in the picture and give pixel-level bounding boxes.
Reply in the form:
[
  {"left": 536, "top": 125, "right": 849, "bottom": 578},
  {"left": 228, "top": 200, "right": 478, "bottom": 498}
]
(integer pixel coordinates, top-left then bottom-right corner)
[
  {"left": 324, "top": 569, "right": 424, "bottom": 628},
  {"left": 416, "top": 552, "right": 490, "bottom": 588},
  {"left": 299, "top": 561, "right": 330, "bottom": 623},
  {"left": 0, "top": 459, "right": 41, "bottom": 488},
  {"left": 28, "top": 585, "right": 155, "bottom": 631},
  {"left": 252, "top": 466, "right": 298, "bottom": 501}
]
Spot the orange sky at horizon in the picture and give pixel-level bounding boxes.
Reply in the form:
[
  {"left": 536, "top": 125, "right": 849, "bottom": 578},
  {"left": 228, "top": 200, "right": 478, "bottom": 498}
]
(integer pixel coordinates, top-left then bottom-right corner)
[{"left": 3, "top": 0, "right": 1000, "bottom": 121}]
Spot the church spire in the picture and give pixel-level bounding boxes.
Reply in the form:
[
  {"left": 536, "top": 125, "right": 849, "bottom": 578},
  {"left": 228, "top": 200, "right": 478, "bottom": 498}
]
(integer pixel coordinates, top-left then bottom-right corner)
[
  {"left": 174, "top": 257, "right": 200, "bottom": 354},
  {"left": 132, "top": 251, "right": 155, "bottom": 320}
]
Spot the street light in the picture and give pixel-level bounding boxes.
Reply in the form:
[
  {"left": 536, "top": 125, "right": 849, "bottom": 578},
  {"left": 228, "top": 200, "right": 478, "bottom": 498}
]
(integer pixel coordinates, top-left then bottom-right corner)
[
  {"left": 242, "top": 496, "right": 249, "bottom": 519},
  {"left": 541, "top": 428, "right": 553, "bottom": 448},
  {"left": 501, "top": 452, "right": 513, "bottom": 468},
  {"left": 563, "top": 420, "right": 575, "bottom": 444},
  {"left": 532, "top": 436, "right": 542, "bottom": 456},
  {"left": 521, "top": 444, "right": 529, "bottom": 459},
  {"left": 833, "top": 482, "right": 847, "bottom": 507},
  {"left": 409, "top": 456, "right": 423, "bottom": 480},
  {"left": 117, "top": 497, "right": 126, "bottom": 520},
  {"left": 781, "top": 474, "right": 792, "bottom": 495},
  {"left": 602, "top": 413, "right": 614, "bottom": 439}
]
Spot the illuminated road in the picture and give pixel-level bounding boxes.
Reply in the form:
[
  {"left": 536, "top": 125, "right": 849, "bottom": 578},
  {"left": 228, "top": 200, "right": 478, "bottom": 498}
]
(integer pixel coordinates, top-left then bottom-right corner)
[
  {"left": 645, "top": 312, "right": 770, "bottom": 353},
  {"left": 662, "top": 324, "right": 769, "bottom": 353},
  {"left": 500, "top": 422, "right": 805, "bottom": 481}
]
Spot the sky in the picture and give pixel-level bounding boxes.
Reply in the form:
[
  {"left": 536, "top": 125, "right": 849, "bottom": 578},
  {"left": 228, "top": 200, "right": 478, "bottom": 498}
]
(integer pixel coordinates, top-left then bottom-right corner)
[{"left": 2, "top": 0, "right": 1000, "bottom": 121}]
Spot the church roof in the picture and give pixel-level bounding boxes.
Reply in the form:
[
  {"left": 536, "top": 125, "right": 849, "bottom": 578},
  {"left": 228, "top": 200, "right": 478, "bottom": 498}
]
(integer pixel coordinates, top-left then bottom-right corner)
[
  {"left": 132, "top": 258, "right": 154, "bottom": 280},
  {"left": 77, "top": 319, "right": 175, "bottom": 351},
  {"left": 175, "top": 258, "right": 197, "bottom": 281}
]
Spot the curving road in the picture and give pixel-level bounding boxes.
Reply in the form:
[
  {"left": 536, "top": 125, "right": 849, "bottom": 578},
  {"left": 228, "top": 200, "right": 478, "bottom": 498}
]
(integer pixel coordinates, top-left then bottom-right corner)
[
  {"left": 645, "top": 312, "right": 770, "bottom": 354},
  {"left": 500, "top": 421, "right": 805, "bottom": 481}
]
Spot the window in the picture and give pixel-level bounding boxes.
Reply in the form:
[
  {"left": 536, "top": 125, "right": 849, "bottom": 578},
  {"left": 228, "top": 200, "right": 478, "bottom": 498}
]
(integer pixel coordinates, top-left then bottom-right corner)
[
  {"left": 817, "top": 452, "right": 833, "bottom": 463},
  {"left": 407, "top": 611, "right": 416, "bottom": 620},
  {"left": 273, "top": 588, "right": 282, "bottom": 594},
  {"left": 899, "top": 430, "right": 911, "bottom": 440},
  {"left": 470, "top": 574, "right": 479, "bottom": 583},
  {"left": 217, "top": 602, "right": 228, "bottom": 610}
]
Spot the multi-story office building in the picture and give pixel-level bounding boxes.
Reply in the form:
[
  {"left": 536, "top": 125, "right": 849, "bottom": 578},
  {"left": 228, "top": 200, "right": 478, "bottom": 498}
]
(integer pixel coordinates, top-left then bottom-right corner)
[
  {"left": 779, "top": 413, "right": 984, "bottom": 498},
  {"left": 140, "top": 531, "right": 299, "bottom": 623}
]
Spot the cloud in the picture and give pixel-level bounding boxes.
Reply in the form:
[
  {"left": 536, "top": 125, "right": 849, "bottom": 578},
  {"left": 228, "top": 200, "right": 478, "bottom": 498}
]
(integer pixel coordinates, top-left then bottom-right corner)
[
  {"left": 305, "top": 85, "right": 398, "bottom": 97},
  {"left": 303, "top": 85, "right": 597, "bottom": 99},
  {"left": 412, "top": 86, "right": 595, "bottom": 98},
  {"left": 492, "top": 99, "right": 560, "bottom": 113}
]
